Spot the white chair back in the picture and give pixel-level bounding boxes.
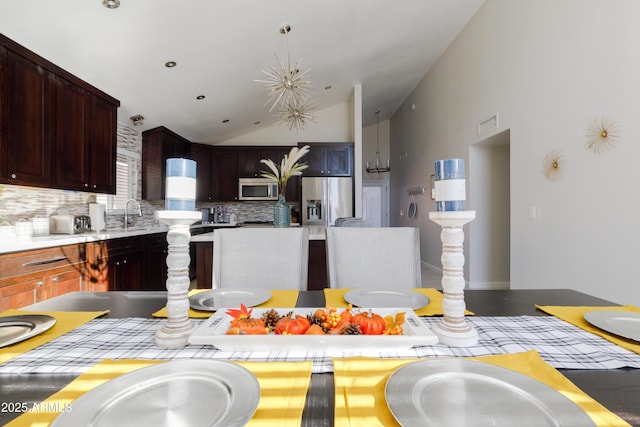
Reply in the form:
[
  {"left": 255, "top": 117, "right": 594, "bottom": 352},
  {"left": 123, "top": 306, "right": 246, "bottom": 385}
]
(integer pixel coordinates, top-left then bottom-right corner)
[
  {"left": 213, "top": 227, "right": 309, "bottom": 290},
  {"left": 326, "top": 227, "right": 421, "bottom": 288}
]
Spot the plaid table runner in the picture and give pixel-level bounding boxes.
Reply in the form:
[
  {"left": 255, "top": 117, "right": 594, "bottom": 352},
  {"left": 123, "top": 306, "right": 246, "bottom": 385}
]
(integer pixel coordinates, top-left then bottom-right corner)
[{"left": 1, "top": 316, "right": 639, "bottom": 374}]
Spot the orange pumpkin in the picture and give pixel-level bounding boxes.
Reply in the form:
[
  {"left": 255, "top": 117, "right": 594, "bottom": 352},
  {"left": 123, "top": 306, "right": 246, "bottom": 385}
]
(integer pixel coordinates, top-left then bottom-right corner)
[
  {"left": 304, "top": 324, "right": 325, "bottom": 335},
  {"left": 275, "top": 312, "right": 311, "bottom": 335},
  {"left": 352, "top": 310, "right": 386, "bottom": 335},
  {"left": 225, "top": 304, "right": 267, "bottom": 335}
]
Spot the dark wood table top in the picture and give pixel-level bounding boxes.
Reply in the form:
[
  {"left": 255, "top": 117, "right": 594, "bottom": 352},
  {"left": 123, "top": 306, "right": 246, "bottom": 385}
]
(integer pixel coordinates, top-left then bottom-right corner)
[{"left": 1, "top": 289, "right": 639, "bottom": 426}]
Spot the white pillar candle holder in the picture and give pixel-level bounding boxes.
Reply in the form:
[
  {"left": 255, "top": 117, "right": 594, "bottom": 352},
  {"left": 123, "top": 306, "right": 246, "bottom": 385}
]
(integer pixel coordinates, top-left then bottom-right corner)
[
  {"left": 429, "top": 210, "right": 477, "bottom": 347},
  {"left": 155, "top": 210, "right": 202, "bottom": 348}
]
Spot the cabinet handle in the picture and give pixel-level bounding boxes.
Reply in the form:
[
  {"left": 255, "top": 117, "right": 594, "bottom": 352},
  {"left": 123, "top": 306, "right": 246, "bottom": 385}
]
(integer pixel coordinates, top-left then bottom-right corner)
[
  {"left": 11, "top": 173, "right": 17, "bottom": 179},
  {"left": 123, "top": 259, "right": 127, "bottom": 264},
  {"left": 116, "top": 261, "right": 120, "bottom": 266},
  {"left": 93, "top": 184, "right": 97, "bottom": 189},
  {"left": 23, "top": 256, "right": 67, "bottom": 267},
  {"left": 37, "top": 281, "right": 44, "bottom": 287},
  {"left": 52, "top": 277, "right": 59, "bottom": 283},
  {"left": 84, "top": 183, "right": 89, "bottom": 188}
]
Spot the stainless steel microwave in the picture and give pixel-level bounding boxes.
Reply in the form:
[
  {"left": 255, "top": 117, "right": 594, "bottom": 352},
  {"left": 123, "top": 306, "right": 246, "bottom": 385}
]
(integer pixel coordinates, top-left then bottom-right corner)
[{"left": 238, "top": 178, "right": 279, "bottom": 201}]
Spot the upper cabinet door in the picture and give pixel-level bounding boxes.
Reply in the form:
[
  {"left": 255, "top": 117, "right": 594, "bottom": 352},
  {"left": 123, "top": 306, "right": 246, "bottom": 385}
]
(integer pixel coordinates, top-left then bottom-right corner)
[
  {"left": 1, "top": 49, "right": 53, "bottom": 187},
  {"left": 299, "top": 143, "right": 353, "bottom": 177},
  {"left": 53, "top": 77, "right": 89, "bottom": 191},
  {"left": 190, "top": 143, "right": 214, "bottom": 202},
  {"left": 88, "top": 94, "right": 117, "bottom": 194}
]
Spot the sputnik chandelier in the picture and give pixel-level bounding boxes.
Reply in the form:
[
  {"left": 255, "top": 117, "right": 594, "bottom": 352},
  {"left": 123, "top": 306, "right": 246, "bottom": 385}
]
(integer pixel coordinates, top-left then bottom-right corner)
[{"left": 256, "top": 24, "right": 314, "bottom": 132}]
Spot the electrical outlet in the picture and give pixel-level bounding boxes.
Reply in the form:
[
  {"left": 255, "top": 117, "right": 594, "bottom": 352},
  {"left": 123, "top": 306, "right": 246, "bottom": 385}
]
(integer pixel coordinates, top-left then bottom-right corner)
[{"left": 528, "top": 206, "right": 537, "bottom": 219}]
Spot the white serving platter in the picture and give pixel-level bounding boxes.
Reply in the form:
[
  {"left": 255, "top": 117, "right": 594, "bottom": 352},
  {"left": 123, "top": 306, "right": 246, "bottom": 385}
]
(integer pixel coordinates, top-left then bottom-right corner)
[
  {"left": 188, "top": 307, "right": 438, "bottom": 351},
  {"left": 0, "top": 314, "right": 57, "bottom": 348},
  {"left": 51, "top": 360, "right": 259, "bottom": 427},
  {"left": 583, "top": 310, "right": 640, "bottom": 342},
  {"left": 385, "top": 359, "right": 596, "bottom": 427}
]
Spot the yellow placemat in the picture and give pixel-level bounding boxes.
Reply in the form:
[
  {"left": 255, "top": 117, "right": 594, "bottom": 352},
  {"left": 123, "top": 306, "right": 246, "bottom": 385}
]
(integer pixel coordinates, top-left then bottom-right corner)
[
  {"left": 0, "top": 309, "right": 109, "bottom": 365},
  {"left": 536, "top": 304, "right": 640, "bottom": 355},
  {"left": 152, "top": 289, "right": 300, "bottom": 318},
  {"left": 324, "top": 288, "right": 473, "bottom": 316},
  {"left": 6, "top": 358, "right": 312, "bottom": 427},
  {"left": 333, "top": 350, "right": 630, "bottom": 427}
]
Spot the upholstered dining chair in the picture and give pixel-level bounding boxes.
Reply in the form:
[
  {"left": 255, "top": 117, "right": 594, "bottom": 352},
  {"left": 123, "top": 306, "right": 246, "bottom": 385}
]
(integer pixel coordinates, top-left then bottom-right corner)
[
  {"left": 325, "top": 227, "right": 421, "bottom": 288},
  {"left": 212, "top": 227, "right": 309, "bottom": 290}
]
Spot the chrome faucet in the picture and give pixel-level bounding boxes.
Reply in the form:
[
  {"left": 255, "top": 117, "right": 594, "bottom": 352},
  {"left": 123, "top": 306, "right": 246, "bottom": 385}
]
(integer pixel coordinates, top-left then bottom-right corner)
[{"left": 124, "top": 199, "right": 142, "bottom": 231}]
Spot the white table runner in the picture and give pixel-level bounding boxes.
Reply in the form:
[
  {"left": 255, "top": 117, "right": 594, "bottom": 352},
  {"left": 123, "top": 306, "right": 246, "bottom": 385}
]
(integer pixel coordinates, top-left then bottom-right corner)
[{"left": 2, "top": 316, "right": 639, "bottom": 374}]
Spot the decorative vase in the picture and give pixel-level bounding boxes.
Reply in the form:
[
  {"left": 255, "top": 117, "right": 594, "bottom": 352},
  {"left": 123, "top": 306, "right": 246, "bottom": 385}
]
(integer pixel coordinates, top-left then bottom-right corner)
[{"left": 273, "top": 194, "right": 291, "bottom": 228}]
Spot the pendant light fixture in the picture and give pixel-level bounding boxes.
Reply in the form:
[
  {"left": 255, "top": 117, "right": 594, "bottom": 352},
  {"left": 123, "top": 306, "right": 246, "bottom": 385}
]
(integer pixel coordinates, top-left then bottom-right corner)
[
  {"left": 366, "top": 110, "right": 390, "bottom": 173},
  {"left": 256, "top": 24, "right": 314, "bottom": 132}
]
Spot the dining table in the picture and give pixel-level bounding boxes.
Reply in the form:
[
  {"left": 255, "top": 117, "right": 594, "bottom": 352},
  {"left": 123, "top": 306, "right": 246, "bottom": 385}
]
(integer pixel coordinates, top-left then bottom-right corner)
[{"left": 1, "top": 288, "right": 640, "bottom": 426}]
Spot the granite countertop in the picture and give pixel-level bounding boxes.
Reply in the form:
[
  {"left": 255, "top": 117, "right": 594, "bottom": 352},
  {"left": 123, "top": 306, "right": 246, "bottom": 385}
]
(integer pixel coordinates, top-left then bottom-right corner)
[
  {"left": 0, "top": 224, "right": 218, "bottom": 255},
  {"left": 0, "top": 223, "right": 326, "bottom": 255}
]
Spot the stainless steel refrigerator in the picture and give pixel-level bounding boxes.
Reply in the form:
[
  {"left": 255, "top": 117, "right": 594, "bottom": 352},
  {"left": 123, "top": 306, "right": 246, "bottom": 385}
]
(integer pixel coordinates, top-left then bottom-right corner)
[{"left": 301, "top": 177, "right": 353, "bottom": 226}]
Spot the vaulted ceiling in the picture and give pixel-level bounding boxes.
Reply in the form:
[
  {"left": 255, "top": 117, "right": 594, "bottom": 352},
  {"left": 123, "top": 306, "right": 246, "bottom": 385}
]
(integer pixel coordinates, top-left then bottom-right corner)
[{"left": 0, "top": 0, "right": 484, "bottom": 143}]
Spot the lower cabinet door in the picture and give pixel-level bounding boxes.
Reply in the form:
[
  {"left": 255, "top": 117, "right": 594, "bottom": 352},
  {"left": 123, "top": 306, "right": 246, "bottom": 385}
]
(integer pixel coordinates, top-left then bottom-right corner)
[{"left": 0, "top": 276, "right": 41, "bottom": 311}]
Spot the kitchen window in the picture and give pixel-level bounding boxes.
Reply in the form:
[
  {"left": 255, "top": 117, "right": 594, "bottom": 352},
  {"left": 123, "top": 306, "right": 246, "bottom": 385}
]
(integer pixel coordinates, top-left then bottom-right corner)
[{"left": 96, "top": 148, "right": 139, "bottom": 211}]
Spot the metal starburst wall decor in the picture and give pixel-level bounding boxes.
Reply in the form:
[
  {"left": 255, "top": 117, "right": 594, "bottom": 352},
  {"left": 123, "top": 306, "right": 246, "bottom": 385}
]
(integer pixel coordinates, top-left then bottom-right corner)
[
  {"left": 256, "top": 24, "right": 314, "bottom": 131},
  {"left": 586, "top": 116, "right": 621, "bottom": 154},
  {"left": 542, "top": 149, "right": 565, "bottom": 181}
]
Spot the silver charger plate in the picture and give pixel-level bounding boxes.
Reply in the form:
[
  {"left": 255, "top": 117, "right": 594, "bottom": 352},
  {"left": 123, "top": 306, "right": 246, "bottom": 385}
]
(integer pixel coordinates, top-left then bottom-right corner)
[
  {"left": 584, "top": 310, "right": 640, "bottom": 342},
  {"left": 344, "top": 289, "right": 429, "bottom": 310},
  {"left": 189, "top": 288, "right": 272, "bottom": 311},
  {"left": 51, "top": 359, "right": 260, "bottom": 427},
  {"left": 385, "top": 359, "right": 595, "bottom": 427},
  {"left": 0, "top": 314, "right": 57, "bottom": 348}
]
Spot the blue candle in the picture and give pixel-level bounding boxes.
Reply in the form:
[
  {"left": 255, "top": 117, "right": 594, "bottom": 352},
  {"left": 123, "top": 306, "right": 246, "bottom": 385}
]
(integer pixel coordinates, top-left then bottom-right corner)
[
  {"left": 165, "top": 158, "right": 196, "bottom": 211},
  {"left": 434, "top": 158, "right": 466, "bottom": 211}
]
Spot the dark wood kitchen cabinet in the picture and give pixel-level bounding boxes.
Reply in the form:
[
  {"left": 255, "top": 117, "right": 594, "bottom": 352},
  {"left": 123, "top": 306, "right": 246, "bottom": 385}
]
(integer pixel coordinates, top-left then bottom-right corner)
[
  {"left": 53, "top": 77, "right": 118, "bottom": 193},
  {"left": 142, "top": 233, "right": 168, "bottom": 291},
  {"left": 238, "top": 146, "right": 300, "bottom": 202},
  {"left": 0, "top": 48, "right": 54, "bottom": 187},
  {"left": 211, "top": 147, "right": 239, "bottom": 201},
  {"left": 300, "top": 142, "right": 353, "bottom": 177},
  {"left": 142, "top": 126, "right": 191, "bottom": 200},
  {"left": 86, "top": 233, "right": 168, "bottom": 291},
  {"left": 190, "top": 142, "right": 214, "bottom": 202},
  {"left": 0, "top": 34, "right": 120, "bottom": 193},
  {"left": 308, "top": 240, "right": 328, "bottom": 290},
  {"left": 87, "top": 237, "right": 142, "bottom": 291}
]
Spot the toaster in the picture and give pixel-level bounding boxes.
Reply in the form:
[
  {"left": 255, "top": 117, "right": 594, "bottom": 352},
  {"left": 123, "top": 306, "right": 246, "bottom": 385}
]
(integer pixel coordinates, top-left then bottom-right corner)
[{"left": 50, "top": 215, "right": 92, "bottom": 234}]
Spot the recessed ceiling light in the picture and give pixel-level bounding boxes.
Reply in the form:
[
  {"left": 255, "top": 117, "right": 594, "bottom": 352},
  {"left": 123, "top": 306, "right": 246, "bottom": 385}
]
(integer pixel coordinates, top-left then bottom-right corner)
[
  {"left": 222, "top": 119, "right": 230, "bottom": 123},
  {"left": 130, "top": 115, "right": 144, "bottom": 126},
  {"left": 165, "top": 61, "right": 177, "bottom": 68},
  {"left": 324, "top": 85, "right": 332, "bottom": 90},
  {"left": 254, "top": 121, "right": 261, "bottom": 125},
  {"left": 196, "top": 95, "right": 205, "bottom": 100},
  {"left": 102, "top": 0, "right": 120, "bottom": 9}
]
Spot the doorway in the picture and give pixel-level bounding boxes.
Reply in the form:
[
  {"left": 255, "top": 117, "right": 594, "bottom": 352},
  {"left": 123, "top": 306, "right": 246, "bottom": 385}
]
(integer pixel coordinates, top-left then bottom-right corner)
[
  {"left": 362, "top": 181, "right": 389, "bottom": 227},
  {"left": 469, "top": 129, "right": 511, "bottom": 289}
]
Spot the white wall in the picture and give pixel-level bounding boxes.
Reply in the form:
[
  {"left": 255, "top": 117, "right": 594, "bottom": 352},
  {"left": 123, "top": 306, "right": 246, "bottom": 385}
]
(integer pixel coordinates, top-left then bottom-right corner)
[
  {"left": 390, "top": 0, "right": 640, "bottom": 305},
  {"left": 218, "top": 102, "right": 353, "bottom": 146}
]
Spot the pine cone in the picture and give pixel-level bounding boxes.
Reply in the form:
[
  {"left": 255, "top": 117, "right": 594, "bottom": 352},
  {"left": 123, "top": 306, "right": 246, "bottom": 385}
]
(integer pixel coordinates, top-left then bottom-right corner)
[
  {"left": 343, "top": 323, "right": 362, "bottom": 335},
  {"left": 307, "top": 314, "right": 331, "bottom": 333},
  {"left": 261, "top": 309, "right": 281, "bottom": 330}
]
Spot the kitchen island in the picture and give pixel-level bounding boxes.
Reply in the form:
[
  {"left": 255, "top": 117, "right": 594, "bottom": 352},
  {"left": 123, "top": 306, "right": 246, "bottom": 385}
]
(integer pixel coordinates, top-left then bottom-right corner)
[{"left": 191, "top": 224, "right": 329, "bottom": 290}]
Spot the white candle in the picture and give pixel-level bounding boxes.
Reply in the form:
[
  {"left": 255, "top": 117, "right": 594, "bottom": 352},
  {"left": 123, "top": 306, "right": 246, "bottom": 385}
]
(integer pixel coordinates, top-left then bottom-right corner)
[
  {"left": 165, "top": 158, "right": 196, "bottom": 211},
  {"left": 434, "top": 158, "right": 466, "bottom": 211}
]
